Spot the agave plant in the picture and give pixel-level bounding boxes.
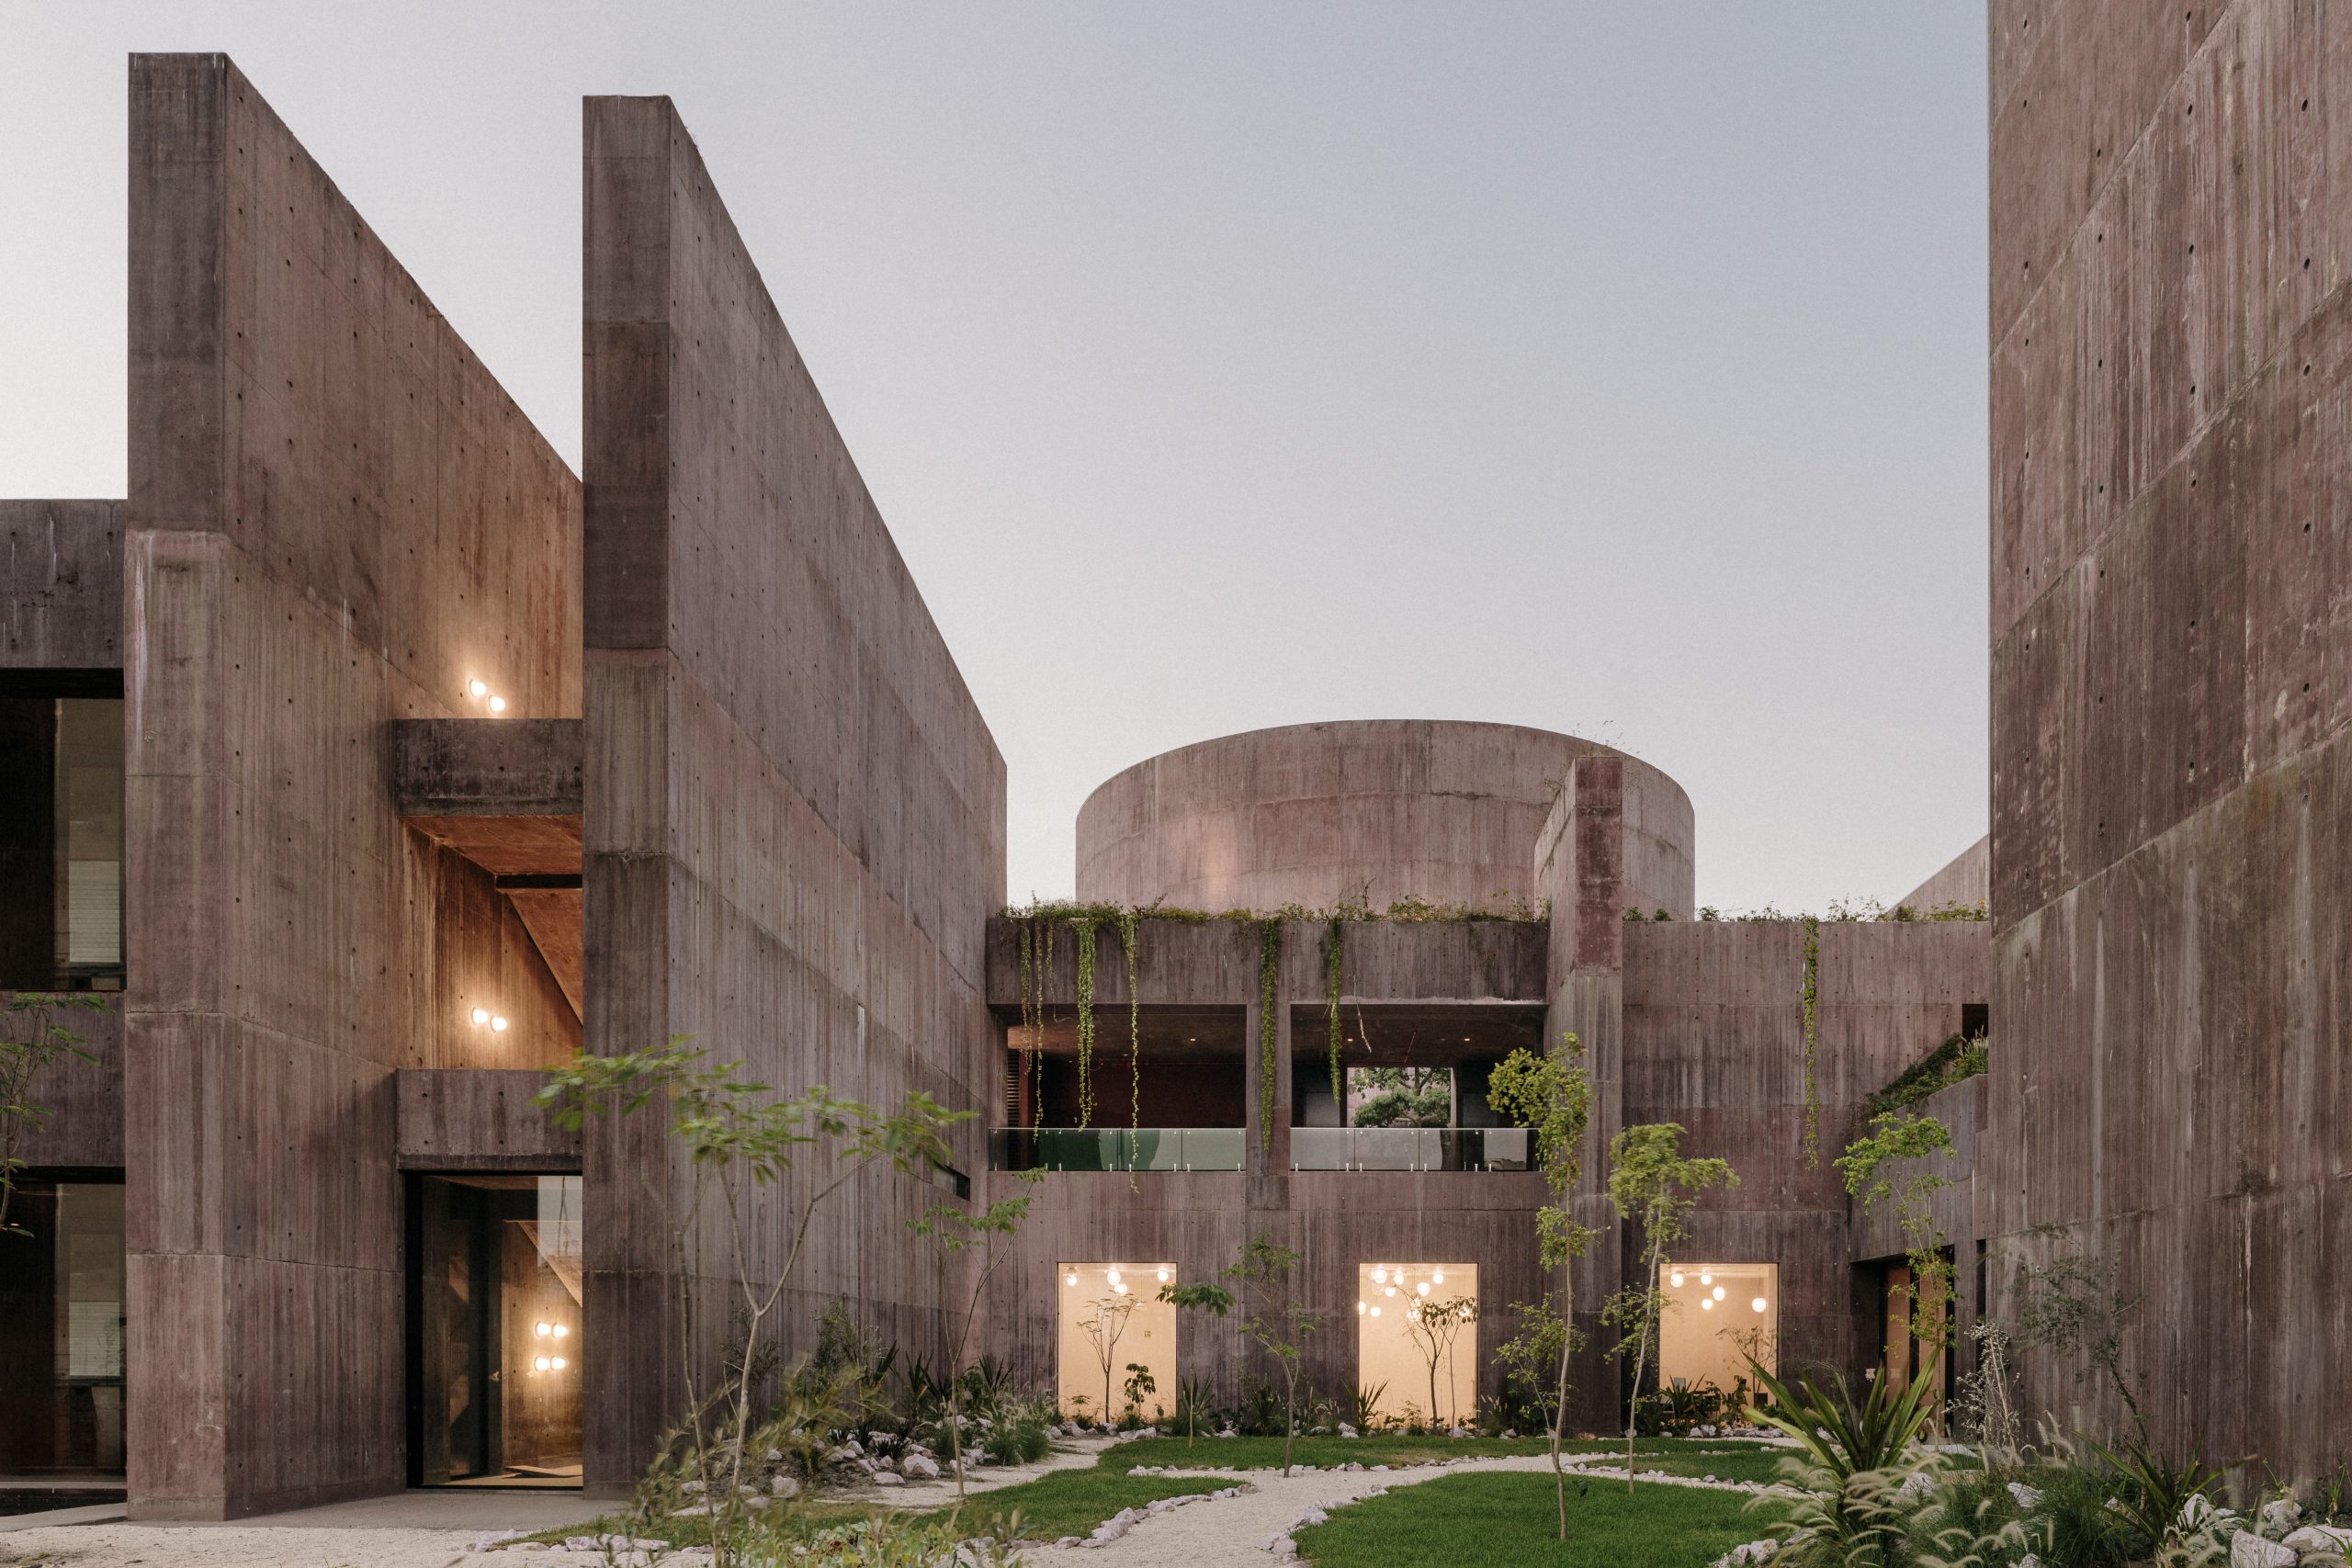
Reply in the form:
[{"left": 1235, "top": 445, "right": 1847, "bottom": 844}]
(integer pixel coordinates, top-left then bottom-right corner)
[
  {"left": 1746, "top": 1363, "right": 1939, "bottom": 1481},
  {"left": 1741, "top": 1364, "right": 1948, "bottom": 1568},
  {"left": 1347, "top": 1381, "right": 1390, "bottom": 1432}
]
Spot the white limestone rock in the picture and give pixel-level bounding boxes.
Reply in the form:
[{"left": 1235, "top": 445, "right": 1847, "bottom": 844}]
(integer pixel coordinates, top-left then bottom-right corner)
[
  {"left": 872, "top": 1471, "right": 906, "bottom": 1488},
  {"left": 2008, "top": 1483, "right": 2044, "bottom": 1510},
  {"left": 2283, "top": 1526, "right": 2352, "bottom": 1552},
  {"left": 2234, "top": 1532, "right": 2301, "bottom": 1568},
  {"left": 2263, "top": 1502, "right": 2306, "bottom": 1536},
  {"left": 901, "top": 1450, "right": 941, "bottom": 1481}
]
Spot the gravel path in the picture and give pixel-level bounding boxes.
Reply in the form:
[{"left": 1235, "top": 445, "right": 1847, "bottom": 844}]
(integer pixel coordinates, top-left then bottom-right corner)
[
  {"left": 1018, "top": 1455, "right": 1770, "bottom": 1568},
  {"left": 0, "top": 1449, "right": 1770, "bottom": 1568}
]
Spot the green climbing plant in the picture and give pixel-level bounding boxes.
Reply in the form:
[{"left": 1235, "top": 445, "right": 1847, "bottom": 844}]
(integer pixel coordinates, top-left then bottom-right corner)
[
  {"left": 1324, "top": 917, "right": 1345, "bottom": 1116},
  {"left": 1017, "top": 913, "right": 1043, "bottom": 1131},
  {"left": 1258, "top": 919, "right": 1281, "bottom": 1149},
  {"left": 1799, "top": 914, "right": 1821, "bottom": 1167},
  {"left": 1837, "top": 1109, "right": 1959, "bottom": 1412},
  {"left": 1119, "top": 907, "right": 1141, "bottom": 1178},
  {"left": 1072, "top": 915, "right": 1099, "bottom": 1127}
]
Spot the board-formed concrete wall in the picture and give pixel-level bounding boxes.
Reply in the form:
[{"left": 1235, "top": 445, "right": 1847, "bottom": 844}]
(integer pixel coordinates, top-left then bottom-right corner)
[
  {"left": 1, "top": 501, "right": 123, "bottom": 670},
  {"left": 1987, "top": 1, "right": 2352, "bottom": 1475},
  {"left": 1077, "top": 720, "right": 1694, "bottom": 918},
  {"left": 124, "top": 54, "right": 582, "bottom": 1517},
  {"left": 581, "top": 95, "right": 1007, "bottom": 1482},
  {"left": 1621, "top": 919, "right": 1985, "bottom": 1393}
]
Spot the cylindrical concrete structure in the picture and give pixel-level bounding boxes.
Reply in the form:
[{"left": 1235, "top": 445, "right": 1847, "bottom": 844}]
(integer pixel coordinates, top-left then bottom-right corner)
[{"left": 1076, "top": 718, "right": 1693, "bottom": 915}]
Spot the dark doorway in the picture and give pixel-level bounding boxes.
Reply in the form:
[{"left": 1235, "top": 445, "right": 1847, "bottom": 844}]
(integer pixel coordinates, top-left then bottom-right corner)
[
  {"left": 405, "top": 1174, "right": 583, "bottom": 1488},
  {"left": 0, "top": 1175, "right": 126, "bottom": 1476}
]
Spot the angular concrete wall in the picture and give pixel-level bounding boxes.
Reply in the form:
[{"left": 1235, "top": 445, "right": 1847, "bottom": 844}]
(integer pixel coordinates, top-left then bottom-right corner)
[
  {"left": 1078, "top": 719, "right": 1694, "bottom": 917},
  {"left": 581, "top": 96, "right": 1006, "bottom": 1482},
  {"left": 1987, "top": 2, "right": 2351, "bottom": 1474},
  {"left": 124, "top": 54, "right": 582, "bottom": 1517}
]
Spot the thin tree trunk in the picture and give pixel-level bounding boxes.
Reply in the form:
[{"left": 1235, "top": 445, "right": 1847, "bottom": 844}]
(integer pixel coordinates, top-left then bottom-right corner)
[{"left": 1551, "top": 1266, "right": 1577, "bottom": 1540}]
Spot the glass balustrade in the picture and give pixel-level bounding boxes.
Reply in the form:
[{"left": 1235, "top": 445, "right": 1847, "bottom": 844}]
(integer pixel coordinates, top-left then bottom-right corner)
[
  {"left": 988, "top": 1125, "right": 1528, "bottom": 1173},
  {"left": 1290, "top": 1126, "right": 1532, "bottom": 1172},
  {"left": 989, "top": 1128, "right": 1245, "bottom": 1172}
]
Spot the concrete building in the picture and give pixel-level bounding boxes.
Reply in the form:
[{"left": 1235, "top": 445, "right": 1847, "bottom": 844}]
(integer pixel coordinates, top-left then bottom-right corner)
[{"left": 44, "top": 12, "right": 2348, "bottom": 1517}]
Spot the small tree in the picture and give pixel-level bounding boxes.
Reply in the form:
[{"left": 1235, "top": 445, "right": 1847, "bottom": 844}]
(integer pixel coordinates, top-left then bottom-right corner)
[
  {"left": 1836, "top": 1109, "right": 1957, "bottom": 1426},
  {"left": 909, "top": 1168, "right": 1044, "bottom": 1498},
  {"left": 1, "top": 994, "right": 107, "bottom": 1237},
  {"left": 1402, "top": 1294, "right": 1476, "bottom": 1429},
  {"left": 1488, "top": 1034, "right": 1598, "bottom": 1539},
  {"left": 2008, "top": 1229, "right": 2149, "bottom": 1444},
  {"left": 1600, "top": 1121, "right": 1736, "bottom": 1489},
  {"left": 1122, "top": 1360, "right": 1159, "bottom": 1421},
  {"left": 538, "top": 1043, "right": 963, "bottom": 1568},
  {"left": 1078, "top": 1293, "right": 1138, "bottom": 1426},
  {"left": 1161, "top": 1233, "right": 1318, "bottom": 1475}
]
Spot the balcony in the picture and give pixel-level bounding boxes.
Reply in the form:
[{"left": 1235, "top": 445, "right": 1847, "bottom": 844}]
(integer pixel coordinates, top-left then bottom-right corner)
[
  {"left": 989, "top": 1127, "right": 1245, "bottom": 1173},
  {"left": 1291, "top": 1126, "right": 1531, "bottom": 1172}
]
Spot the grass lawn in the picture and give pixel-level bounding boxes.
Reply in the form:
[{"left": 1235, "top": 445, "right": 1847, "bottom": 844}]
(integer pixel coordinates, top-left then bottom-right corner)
[
  {"left": 527, "top": 1461, "right": 1236, "bottom": 1548},
  {"left": 1112, "top": 1435, "right": 1773, "bottom": 1472},
  {"left": 1295, "top": 1471, "right": 1786, "bottom": 1568},
  {"left": 912, "top": 1467, "right": 1234, "bottom": 1540}
]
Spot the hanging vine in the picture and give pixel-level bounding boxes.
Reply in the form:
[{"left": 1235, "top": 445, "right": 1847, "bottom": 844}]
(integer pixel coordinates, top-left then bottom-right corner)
[
  {"left": 1800, "top": 913, "right": 1822, "bottom": 1167},
  {"left": 1073, "top": 916, "right": 1099, "bottom": 1128},
  {"left": 1016, "top": 913, "right": 1039, "bottom": 1130},
  {"left": 1119, "top": 909, "right": 1142, "bottom": 1168},
  {"left": 1257, "top": 918, "right": 1282, "bottom": 1149},
  {"left": 1324, "top": 917, "right": 1346, "bottom": 1115}
]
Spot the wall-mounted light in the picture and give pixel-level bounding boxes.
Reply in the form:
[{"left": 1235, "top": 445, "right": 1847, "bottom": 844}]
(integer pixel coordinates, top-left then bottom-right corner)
[
  {"left": 1669, "top": 1270, "right": 1686, "bottom": 1287},
  {"left": 550, "top": 1356, "right": 567, "bottom": 1371},
  {"left": 534, "top": 1355, "right": 551, "bottom": 1372},
  {"left": 1065, "top": 1271, "right": 1079, "bottom": 1287},
  {"left": 1430, "top": 1269, "right": 1444, "bottom": 1285},
  {"left": 464, "top": 677, "right": 512, "bottom": 716},
  {"left": 1750, "top": 1296, "right": 1769, "bottom": 1314},
  {"left": 1373, "top": 1267, "right": 1387, "bottom": 1284},
  {"left": 536, "top": 1320, "right": 552, "bottom": 1337},
  {"left": 1106, "top": 1268, "right": 1121, "bottom": 1285},
  {"left": 1156, "top": 1267, "right": 1170, "bottom": 1283},
  {"left": 1356, "top": 1301, "right": 1367, "bottom": 1314},
  {"left": 492, "top": 1015, "right": 509, "bottom": 1032},
  {"left": 471, "top": 1007, "right": 491, "bottom": 1026},
  {"left": 1699, "top": 1271, "right": 1713, "bottom": 1285},
  {"left": 1416, "top": 1281, "right": 1430, "bottom": 1297},
  {"left": 1369, "top": 1305, "right": 1381, "bottom": 1317},
  {"left": 1712, "top": 1285, "right": 1726, "bottom": 1302},
  {"left": 1700, "top": 1298, "right": 1715, "bottom": 1311}
]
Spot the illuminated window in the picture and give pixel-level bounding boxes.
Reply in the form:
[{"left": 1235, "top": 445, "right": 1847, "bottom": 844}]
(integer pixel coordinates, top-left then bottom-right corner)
[
  {"left": 1354, "top": 1262, "right": 1477, "bottom": 1428},
  {"left": 1056, "top": 1262, "right": 1176, "bottom": 1424},
  {"left": 1656, "top": 1260, "right": 1776, "bottom": 1399}
]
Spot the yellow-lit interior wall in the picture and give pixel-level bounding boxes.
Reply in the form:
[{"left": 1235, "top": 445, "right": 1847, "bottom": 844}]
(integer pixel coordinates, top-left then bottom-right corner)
[
  {"left": 1655, "top": 1261, "right": 1776, "bottom": 1397},
  {"left": 1352, "top": 1262, "right": 1477, "bottom": 1427},
  {"left": 1055, "top": 1262, "right": 1177, "bottom": 1422}
]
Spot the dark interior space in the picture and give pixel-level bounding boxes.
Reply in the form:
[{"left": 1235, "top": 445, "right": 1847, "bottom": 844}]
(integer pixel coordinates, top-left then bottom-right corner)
[
  {"left": 0, "top": 685, "right": 123, "bottom": 993},
  {"left": 0, "top": 1175, "right": 126, "bottom": 1476}
]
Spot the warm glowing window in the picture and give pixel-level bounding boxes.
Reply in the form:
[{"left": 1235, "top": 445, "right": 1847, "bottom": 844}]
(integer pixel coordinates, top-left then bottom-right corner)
[
  {"left": 1353, "top": 1262, "right": 1477, "bottom": 1428},
  {"left": 1656, "top": 1260, "right": 1776, "bottom": 1399},
  {"left": 1056, "top": 1262, "right": 1176, "bottom": 1424}
]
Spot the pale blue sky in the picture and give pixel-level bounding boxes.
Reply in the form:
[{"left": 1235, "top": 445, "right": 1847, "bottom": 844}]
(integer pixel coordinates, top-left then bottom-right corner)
[{"left": 0, "top": 3, "right": 1990, "bottom": 912}]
